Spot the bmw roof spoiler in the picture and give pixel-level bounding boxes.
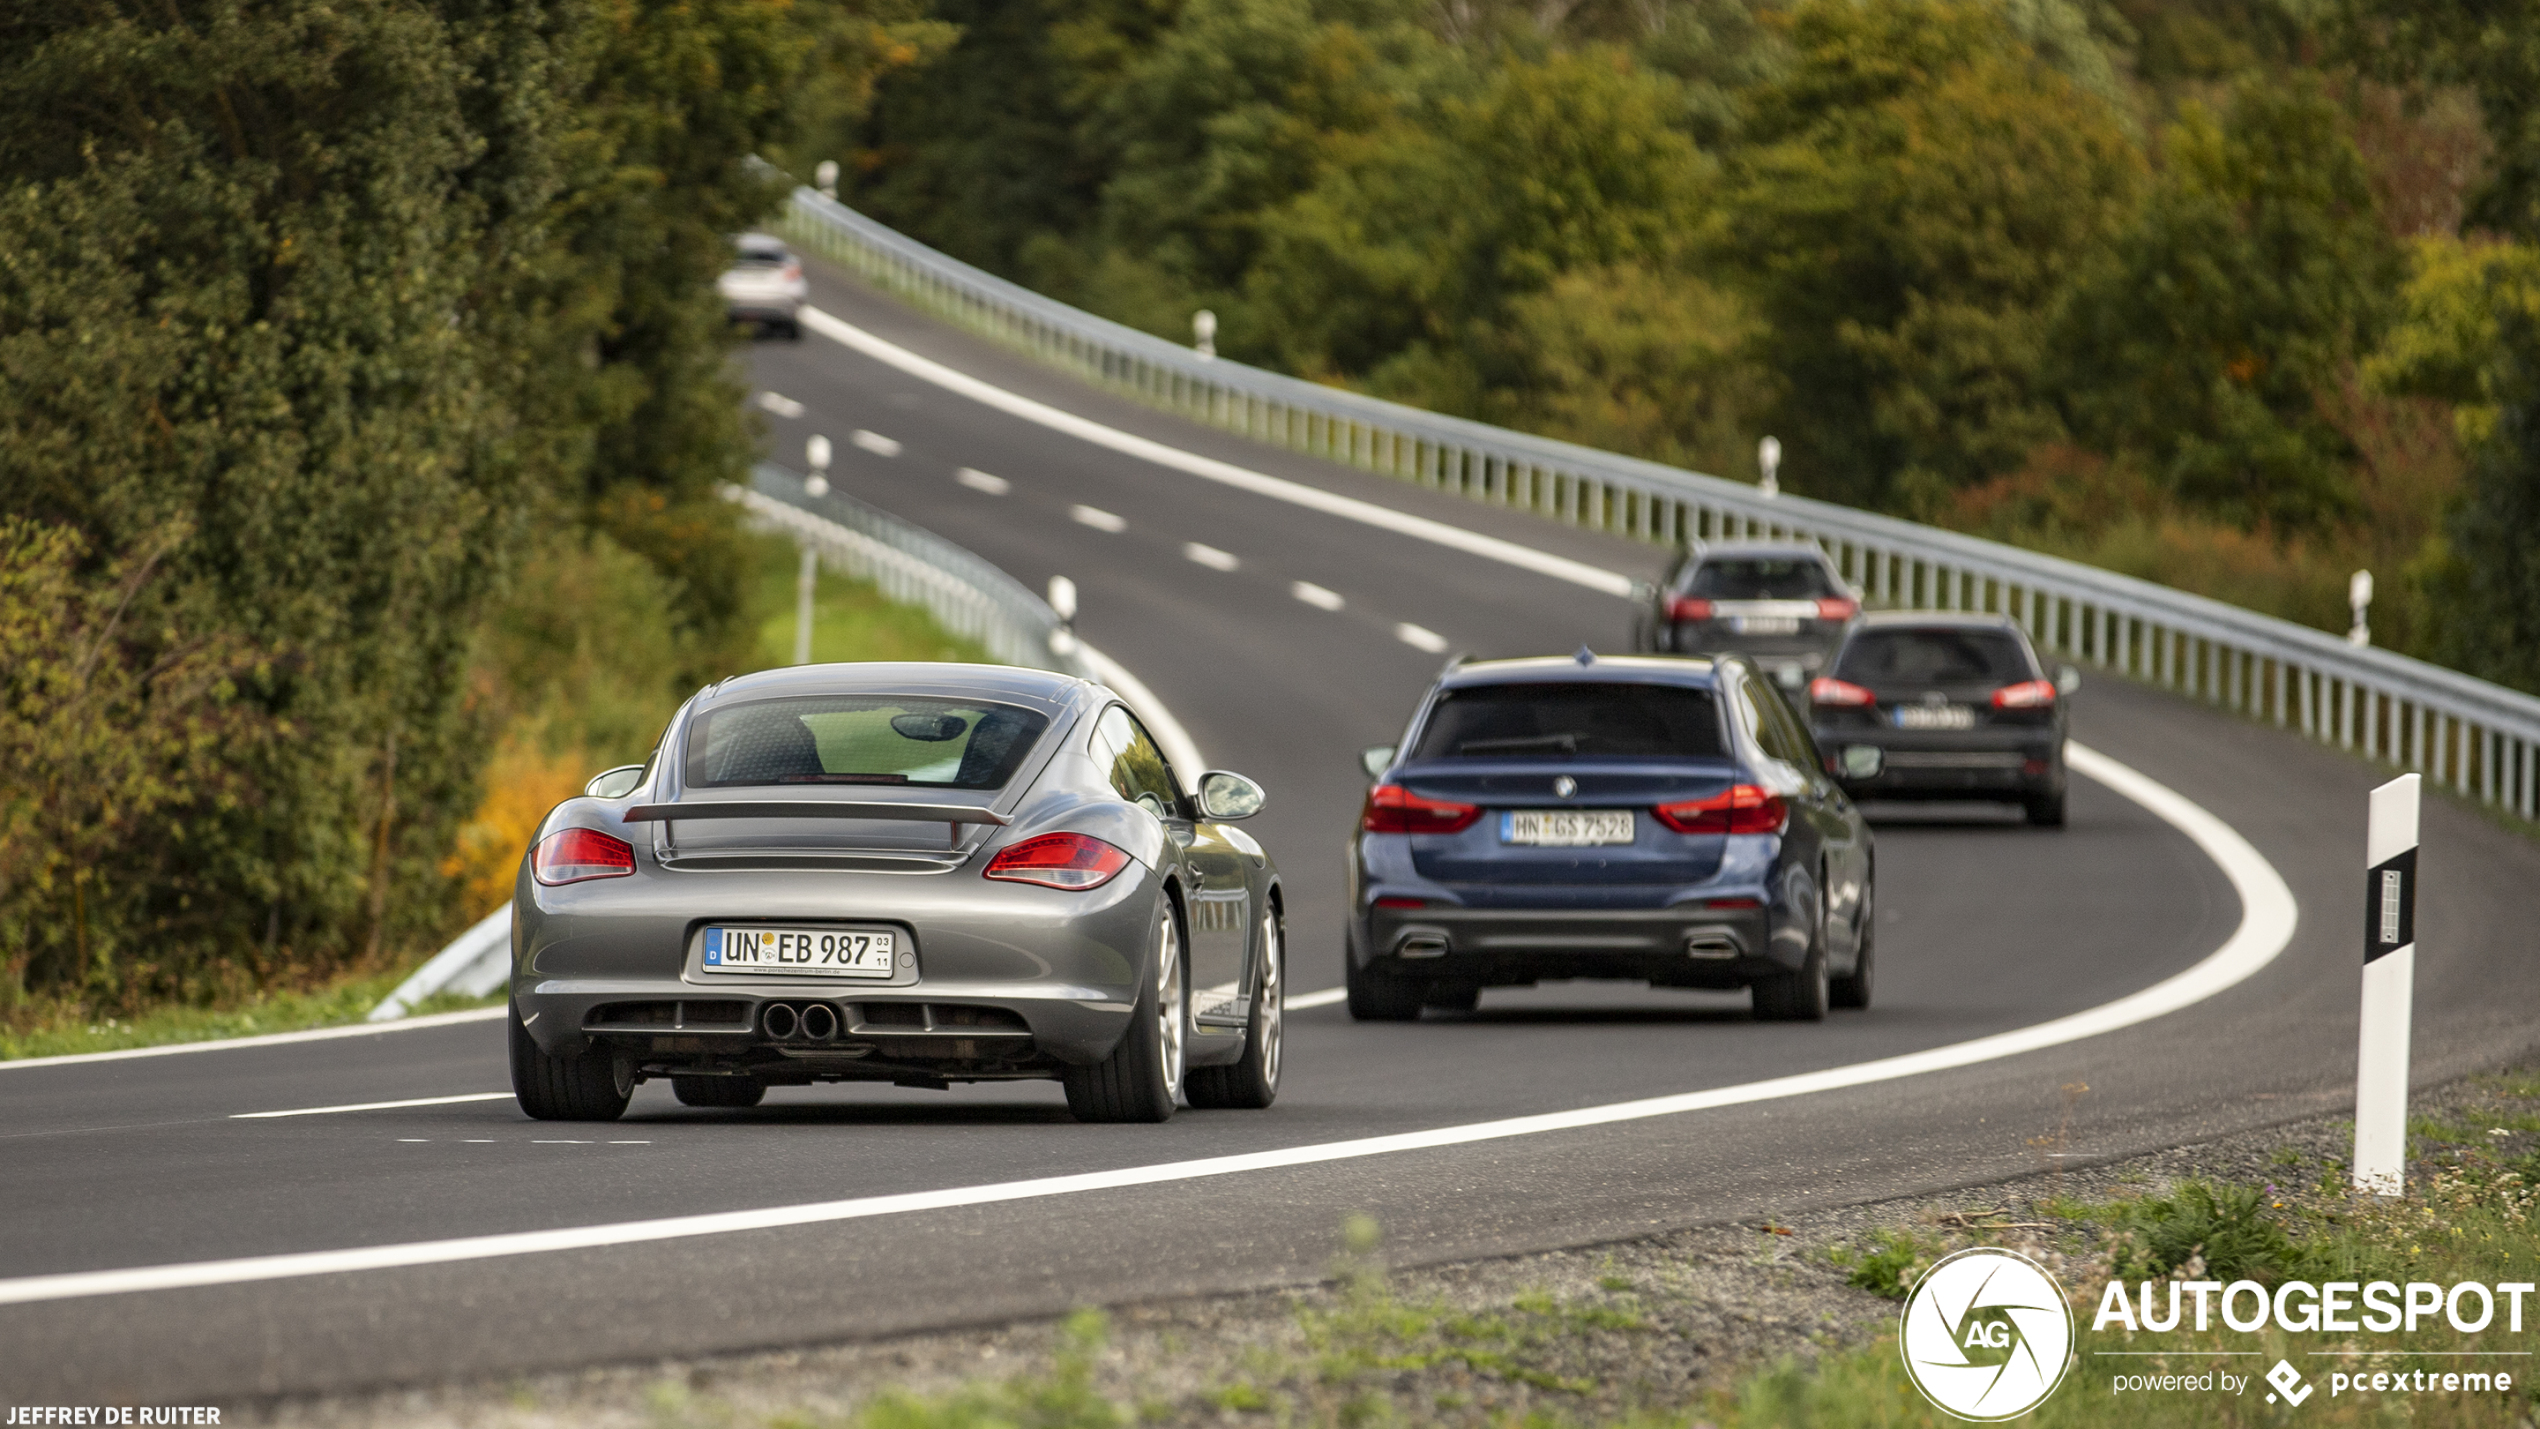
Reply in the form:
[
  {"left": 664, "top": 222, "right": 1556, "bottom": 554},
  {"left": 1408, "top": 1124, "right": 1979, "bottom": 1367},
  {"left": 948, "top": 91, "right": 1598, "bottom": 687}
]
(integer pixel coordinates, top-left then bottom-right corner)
[{"left": 624, "top": 801, "right": 1009, "bottom": 827}]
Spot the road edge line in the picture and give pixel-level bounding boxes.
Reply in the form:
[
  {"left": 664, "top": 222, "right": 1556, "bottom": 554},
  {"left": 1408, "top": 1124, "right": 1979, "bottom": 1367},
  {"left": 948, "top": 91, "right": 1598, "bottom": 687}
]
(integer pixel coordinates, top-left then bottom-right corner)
[{"left": 0, "top": 740, "right": 2293, "bottom": 1307}]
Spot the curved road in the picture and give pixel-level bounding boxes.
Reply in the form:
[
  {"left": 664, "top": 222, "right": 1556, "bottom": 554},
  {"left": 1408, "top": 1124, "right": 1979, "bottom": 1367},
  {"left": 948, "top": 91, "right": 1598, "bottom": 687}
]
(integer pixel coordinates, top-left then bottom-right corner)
[{"left": 2, "top": 262, "right": 2535, "bottom": 1402}]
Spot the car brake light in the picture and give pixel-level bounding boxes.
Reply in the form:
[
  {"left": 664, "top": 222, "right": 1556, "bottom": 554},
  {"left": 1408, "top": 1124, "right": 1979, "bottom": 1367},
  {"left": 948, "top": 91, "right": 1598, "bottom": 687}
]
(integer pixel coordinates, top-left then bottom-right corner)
[
  {"left": 1361, "top": 784, "right": 1482, "bottom": 835},
  {"left": 984, "top": 831, "right": 1134, "bottom": 890},
  {"left": 1815, "top": 597, "right": 1860, "bottom": 620},
  {"left": 782, "top": 261, "right": 802, "bottom": 282},
  {"left": 1809, "top": 677, "right": 1875, "bottom": 707},
  {"left": 1666, "top": 596, "right": 1713, "bottom": 622},
  {"left": 1653, "top": 784, "right": 1788, "bottom": 836},
  {"left": 1992, "top": 679, "right": 2057, "bottom": 709},
  {"left": 532, "top": 827, "right": 635, "bottom": 885}
]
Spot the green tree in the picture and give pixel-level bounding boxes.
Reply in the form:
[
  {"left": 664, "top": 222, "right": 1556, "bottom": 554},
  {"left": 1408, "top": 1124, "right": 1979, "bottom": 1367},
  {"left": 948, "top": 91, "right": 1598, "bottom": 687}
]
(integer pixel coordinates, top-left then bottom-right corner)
[
  {"left": 2056, "top": 77, "right": 2398, "bottom": 529},
  {"left": 1719, "top": 0, "right": 2143, "bottom": 509}
]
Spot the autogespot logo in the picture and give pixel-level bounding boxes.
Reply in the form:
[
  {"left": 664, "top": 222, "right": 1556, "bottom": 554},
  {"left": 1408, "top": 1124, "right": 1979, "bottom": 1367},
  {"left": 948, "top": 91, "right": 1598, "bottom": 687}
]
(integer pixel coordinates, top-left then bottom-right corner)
[{"left": 1900, "top": 1248, "right": 2076, "bottom": 1420}]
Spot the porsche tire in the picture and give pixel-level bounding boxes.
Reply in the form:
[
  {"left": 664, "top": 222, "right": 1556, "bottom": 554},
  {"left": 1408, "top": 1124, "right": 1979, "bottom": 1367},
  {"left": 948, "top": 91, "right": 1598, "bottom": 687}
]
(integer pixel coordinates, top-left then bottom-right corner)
[
  {"left": 1063, "top": 903, "right": 1186, "bottom": 1123},
  {"left": 1188, "top": 905, "right": 1283, "bottom": 1110},
  {"left": 509, "top": 1001, "right": 632, "bottom": 1121}
]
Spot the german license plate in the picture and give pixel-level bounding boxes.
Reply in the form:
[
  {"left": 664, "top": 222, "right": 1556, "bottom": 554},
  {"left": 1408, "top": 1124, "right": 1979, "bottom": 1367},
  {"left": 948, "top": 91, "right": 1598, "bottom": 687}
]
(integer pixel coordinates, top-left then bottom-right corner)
[
  {"left": 1892, "top": 705, "right": 1976, "bottom": 730},
  {"left": 1503, "top": 810, "right": 1634, "bottom": 846},
  {"left": 1731, "top": 616, "right": 1801, "bottom": 636},
  {"left": 701, "top": 926, "right": 896, "bottom": 978}
]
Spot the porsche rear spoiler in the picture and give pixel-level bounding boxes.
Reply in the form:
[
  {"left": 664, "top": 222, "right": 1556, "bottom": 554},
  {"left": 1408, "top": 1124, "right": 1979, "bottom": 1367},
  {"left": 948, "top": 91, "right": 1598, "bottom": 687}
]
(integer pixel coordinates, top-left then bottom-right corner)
[{"left": 624, "top": 801, "right": 1009, "bottom": 827}]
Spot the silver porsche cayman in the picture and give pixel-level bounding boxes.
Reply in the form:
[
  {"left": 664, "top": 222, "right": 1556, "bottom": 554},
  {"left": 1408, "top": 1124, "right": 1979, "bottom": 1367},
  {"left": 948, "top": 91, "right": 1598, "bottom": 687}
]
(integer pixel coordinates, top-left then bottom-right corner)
[{"left": 507, "top": 663, "right": 1284, "bottom": 1123}]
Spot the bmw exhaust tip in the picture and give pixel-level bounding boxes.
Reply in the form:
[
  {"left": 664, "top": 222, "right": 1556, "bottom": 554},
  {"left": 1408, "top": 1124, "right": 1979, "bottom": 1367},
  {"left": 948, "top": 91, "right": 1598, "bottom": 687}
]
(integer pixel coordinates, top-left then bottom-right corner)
[
  {"left": 799, "top": 1002, "right": 839, "bottom": 1042},
  {"left": 761, "top": 1002, "right": 800, "bottom": 1040}
]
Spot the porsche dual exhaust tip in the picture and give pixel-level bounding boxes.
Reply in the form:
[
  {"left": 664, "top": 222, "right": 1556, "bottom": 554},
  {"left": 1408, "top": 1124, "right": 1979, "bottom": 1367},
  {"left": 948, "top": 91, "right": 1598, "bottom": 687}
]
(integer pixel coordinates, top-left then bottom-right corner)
[{"left": 759, "top": 1002, "right": 841, "bottom": 1043}]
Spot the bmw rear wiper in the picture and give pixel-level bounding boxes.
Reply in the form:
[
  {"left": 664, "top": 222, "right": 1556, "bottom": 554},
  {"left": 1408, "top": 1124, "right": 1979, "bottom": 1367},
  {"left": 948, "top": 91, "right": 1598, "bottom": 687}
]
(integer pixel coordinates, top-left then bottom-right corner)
[{"left": 1457, "top": 734, "right": 1583, "bottom": 755}]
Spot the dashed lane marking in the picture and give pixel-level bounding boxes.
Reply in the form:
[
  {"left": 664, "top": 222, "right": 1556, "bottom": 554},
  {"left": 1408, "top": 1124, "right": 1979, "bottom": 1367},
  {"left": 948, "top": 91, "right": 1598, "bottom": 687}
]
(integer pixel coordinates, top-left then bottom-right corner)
[
  {"left": 756, "top": 391, "right": 806, "bottom": 419},
  {"left": 1183, "top": 542, "right": 1238, "bottom": 571},
  {"left": 1291, "top": 581, "right": 1344, "bottom": 611},
  {"left": 850, "top": 429, "right": 902, "bottom": 457},
  {"left": 955, "top": 467, "right": 1009, "bottom": 495},
  {"left": 1071, "top": 505, "right": 1127, "bottom": 533},
  {"left": 1394, "top": 622, "right": 1450, "bottom": 653}
]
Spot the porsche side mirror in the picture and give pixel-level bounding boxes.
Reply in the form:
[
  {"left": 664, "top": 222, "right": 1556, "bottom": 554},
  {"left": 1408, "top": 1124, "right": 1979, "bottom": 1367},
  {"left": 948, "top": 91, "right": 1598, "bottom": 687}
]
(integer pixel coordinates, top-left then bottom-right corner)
[
  {"left": 1838, "top": 745, "right": 1884, "bottom": 780},
  {"left": 585, "top": 765, "right": 646, "bottom": 799},
  {"left": 1196, "top": 770, "right": 1267, "bottom": 821},
  {"left": 2056, "top": 664, "right": 2083, "bottom": 696},
  {"left": 1359, "top": 745, "right": 1396, "bottom": 780}
]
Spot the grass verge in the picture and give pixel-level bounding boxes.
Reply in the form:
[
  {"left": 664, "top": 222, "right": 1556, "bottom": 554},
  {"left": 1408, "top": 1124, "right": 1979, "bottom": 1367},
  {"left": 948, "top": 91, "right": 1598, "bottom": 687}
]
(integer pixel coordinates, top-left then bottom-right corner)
[{"left": 0, "top": 975, "right": 501, "bottom": 1062}]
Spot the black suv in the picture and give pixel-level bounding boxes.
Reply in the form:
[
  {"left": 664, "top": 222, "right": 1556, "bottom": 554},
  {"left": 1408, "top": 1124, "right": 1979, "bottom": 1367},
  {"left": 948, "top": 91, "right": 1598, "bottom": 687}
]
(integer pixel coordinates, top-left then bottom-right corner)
[
  {"left": 1635, "top": 542, "right": 1859, "bottom": 692},
  {"left": 1807, "top": 613, "right": 2078, "bottom": 825}
]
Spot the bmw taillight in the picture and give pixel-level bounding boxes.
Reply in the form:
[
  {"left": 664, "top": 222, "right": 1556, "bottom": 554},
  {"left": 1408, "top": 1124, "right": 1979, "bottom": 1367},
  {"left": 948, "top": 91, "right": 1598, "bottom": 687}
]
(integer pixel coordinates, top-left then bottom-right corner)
[
  {"left": 1653, "top": 784, "right": 1788, "bottom": 836},
  {"left": 1809, "top": 677, "right": 1876, "bottom": 707},
  {"left": 983, "top": 831, "right": 1133, "bottom": 890},
  {"left": 1361, "top": 784, "right": 1482, "bottom": 835},
  {"left": 532, "top": 827, "right": 635, "bottom": 885},
  {"left": 1991, "top": 679, "right": 2058, "bottom": 709},
  {"left": 1667, "top": 596, "right": 1713, "bottom": 622},
  {"left": 1815, "top": 597, "right": 1860, "bottom": 621}
]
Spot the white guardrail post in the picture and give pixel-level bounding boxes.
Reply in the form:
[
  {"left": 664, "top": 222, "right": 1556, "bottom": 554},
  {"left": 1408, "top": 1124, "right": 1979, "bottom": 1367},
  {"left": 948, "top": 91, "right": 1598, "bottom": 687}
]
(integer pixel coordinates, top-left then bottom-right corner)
[
  {"left": 776, "top": 188, "right": 2540, "bottom": 824},
  {"left": 2354, "top": 773, "right": 2421, "bottom": 1195}
]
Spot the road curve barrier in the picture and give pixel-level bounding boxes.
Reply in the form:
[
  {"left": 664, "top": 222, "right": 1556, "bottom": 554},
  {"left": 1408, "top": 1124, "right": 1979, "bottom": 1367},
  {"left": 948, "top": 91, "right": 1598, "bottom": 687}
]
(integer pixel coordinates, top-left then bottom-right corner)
[
  {"left": 779, "top": 187, "right": 2540, "bottom": 821},
  {"left": 369, "top": 479, "right": 1094, "bottom": 1020}
]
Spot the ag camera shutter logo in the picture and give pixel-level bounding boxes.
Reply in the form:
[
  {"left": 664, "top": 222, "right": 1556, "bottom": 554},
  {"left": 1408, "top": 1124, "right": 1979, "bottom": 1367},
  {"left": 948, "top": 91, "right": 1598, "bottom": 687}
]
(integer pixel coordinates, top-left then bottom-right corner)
[{"left": 1900, "top": 1248, "right": 2075, "bottom": 1420}]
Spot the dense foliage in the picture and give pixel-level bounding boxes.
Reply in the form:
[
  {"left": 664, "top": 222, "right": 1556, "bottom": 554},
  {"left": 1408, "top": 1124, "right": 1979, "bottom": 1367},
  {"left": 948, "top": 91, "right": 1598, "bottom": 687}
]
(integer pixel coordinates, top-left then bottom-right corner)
[
  {"left": 848, "top": 0, "right": 2534, "bottom": 680},
  {"left": 0, "top": 0, "right": 926, "bottom": 1013}
]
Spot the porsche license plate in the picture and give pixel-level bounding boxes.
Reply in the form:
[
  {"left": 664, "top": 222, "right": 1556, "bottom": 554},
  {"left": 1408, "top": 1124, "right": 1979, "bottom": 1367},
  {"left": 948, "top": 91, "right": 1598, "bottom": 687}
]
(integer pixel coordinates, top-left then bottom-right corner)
[
  {"left": 702, "top": 926, "right": 897, "bottom": 978},
  {"left": 1892, "top": 705, "right": 1976, "bottom": 730},
  {"left": 1503, "top": 810, "right": 1635, "bottom": 846}
]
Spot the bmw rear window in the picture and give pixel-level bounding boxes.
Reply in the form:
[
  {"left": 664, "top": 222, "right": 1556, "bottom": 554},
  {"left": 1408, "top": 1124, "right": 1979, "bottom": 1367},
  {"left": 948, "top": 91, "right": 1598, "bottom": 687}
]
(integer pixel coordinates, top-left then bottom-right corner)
[
  {"left": 1409, "top": 683, "right": 1727, "bottom": 761},
  {"left": 685, "top": 696, "right": 1048, "bottom": 790},
  {"left": 1835, "top": 629, "right": 2033, "bottom": 685},
  {"left": 1680, "top": 558, "right": 1836, "bottom": 599}
]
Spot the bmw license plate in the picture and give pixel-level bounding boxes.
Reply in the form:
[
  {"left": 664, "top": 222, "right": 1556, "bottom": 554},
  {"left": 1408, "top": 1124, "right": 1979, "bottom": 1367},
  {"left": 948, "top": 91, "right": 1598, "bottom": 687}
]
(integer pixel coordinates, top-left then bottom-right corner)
[
  {"left": 1892, "top": 705, "right": 1976, "bottom": 730},
  {"left": 701, "top": 926, "right": 897, "bottom": 978},
  {"left": 1731, "top": 616, "right": 1801, "bottom": 635},
  {"left": 1503, "top": 810, "right": 1634, "bottom": 846}
]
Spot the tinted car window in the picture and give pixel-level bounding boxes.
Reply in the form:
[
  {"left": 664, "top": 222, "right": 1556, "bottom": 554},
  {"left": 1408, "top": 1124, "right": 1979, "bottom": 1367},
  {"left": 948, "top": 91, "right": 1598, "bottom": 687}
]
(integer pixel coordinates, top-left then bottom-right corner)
[
  {"left": 1681, "top": 558, "right": 1836, "bottom": 600},
  {"left": 732, "top": 242, "right": 790, "bottom": 268},
  {"left": 1742, "top": 679, "right": 1819, "bottom": 770},
  {"left": 1410, "top": 682, "right": 1727, "bottom": 760},
  {"left": 1093, "top": 705, "right": 1182, "bottom": 817},
  {"left": 1836, "top": 629, "right": 2033, "bottom": 685},
  {"left": 686, "top": 696, "right": 1047, "bottom": 790}
]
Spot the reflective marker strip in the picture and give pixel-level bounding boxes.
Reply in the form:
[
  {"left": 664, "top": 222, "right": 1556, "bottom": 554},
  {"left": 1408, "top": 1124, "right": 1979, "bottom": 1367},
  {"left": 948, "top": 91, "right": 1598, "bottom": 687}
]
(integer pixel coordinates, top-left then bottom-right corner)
[{"left": 0, "top": 742, "right": 2295, "bottom": 1309}]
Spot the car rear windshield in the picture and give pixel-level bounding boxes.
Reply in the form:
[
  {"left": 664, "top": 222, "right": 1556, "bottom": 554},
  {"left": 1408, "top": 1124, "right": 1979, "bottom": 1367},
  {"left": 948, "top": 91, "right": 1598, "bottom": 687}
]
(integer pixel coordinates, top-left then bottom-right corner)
[
  {"left": 1410, "top": 682, "right": 1727, "bottom": 761},
  {"left": 1680, "top": 558, "right": 1837, "bottom": 600},
  {"left": 731, "top": 245, "right": 790, "bottom": 268},
  {"left": 1835, "top": 629, "right": 2033, "bottom": 685},
  {"left": 685, "top": 696, "right": 1048, "bottom": 790}
]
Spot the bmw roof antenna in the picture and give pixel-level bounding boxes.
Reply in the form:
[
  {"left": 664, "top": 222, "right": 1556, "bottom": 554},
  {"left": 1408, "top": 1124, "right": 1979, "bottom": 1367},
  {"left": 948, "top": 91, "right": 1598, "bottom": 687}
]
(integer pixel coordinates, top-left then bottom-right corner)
[{"left": 1575, "top": 645, "right": 1596, "bottom": 665}]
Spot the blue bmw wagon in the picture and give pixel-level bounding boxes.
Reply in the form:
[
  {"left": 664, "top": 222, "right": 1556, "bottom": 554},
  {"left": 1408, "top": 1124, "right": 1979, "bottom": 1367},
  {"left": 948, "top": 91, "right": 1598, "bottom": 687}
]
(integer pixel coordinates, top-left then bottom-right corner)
[{"left": 1346, "top": 652, "right": 1875, "bottom": 1021}]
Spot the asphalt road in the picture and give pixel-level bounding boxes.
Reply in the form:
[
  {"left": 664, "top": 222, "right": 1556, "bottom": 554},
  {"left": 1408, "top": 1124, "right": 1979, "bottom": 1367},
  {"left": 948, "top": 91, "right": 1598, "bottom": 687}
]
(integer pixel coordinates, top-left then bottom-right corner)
[{"left": 4, "top": 262, "right": 2536, "bottom": 1404}]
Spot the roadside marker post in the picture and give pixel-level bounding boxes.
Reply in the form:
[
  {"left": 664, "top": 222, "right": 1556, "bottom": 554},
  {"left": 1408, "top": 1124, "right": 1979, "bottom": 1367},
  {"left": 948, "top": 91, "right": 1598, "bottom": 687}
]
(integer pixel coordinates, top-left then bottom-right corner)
[{"left": 2354, "top": 772, "right": 2419, "bottom": 1196}]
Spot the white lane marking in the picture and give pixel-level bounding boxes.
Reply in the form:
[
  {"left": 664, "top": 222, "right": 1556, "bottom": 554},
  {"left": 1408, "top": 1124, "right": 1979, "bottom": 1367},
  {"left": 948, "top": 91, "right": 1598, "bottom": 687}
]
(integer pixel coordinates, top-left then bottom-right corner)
[
  {"left": 1285, "top": 987, "right": 1346, "bottom": 1011},
  {"left": 955, "top": 467, "right": 1010, "bottom": 495},
  {"left": 463, "top": 1139, "right": 496, "bottom": 1144},
  {"left": 850, "top": 429, "right": 902, "bottom": 457},
  {"left": 0, "top": 1006, "right": 506, "bottom": 1073},
  {"left": 1077, "top": 642, "right": 1206, "bottom": 776},
  {"left": 609, "top": 1141, "right": 651, "bottom": 1146},
  {"left": 756, "top": 391, "right": 806, "bottom": 419},
  {"left": 1395, "top": 622, "right": 1449, "bottom": 654},
  {"left": 0, "top": 741, "right": 2294, "bottom": 1308},
  {"left": 396, "top": 1139, "right": 429, "bottom": 1144},
  {"left": 1292, "top": 581, "right": 1344, "bottom": 611},
  {"left": 533, "top": 1140, "right": 592, "bottom": 1145},
  {"left": 797, "top": 306, "right": 1633, "bottom": 598},
  {"left": 1183, "top": 542, "right": 1239, "bottom": 571},
  {"left": 1071, "top": 504, "right": 1127, "bottom": 533},
  {"left": 233, "top": 1092, "right": 514, "bottom": 1120}
]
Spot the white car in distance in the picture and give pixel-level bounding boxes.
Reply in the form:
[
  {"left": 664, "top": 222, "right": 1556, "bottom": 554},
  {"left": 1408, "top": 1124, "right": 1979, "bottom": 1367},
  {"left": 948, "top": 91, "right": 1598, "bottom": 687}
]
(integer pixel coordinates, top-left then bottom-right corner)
[{"left": 720, "top": 233, "right": 807, "bottom": 339}]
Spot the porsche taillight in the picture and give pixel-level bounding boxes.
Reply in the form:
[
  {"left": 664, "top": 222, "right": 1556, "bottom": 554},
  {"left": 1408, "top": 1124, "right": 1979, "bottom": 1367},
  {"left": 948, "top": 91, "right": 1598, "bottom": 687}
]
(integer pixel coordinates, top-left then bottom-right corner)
[
  {"left": 1653, "top": 784, "right": 1788, "bottom": 836},
  {"left": 983, "top": 831, "right": 1133, "bottom": 890},
  {"left": 1360, "top": 784, "right": 1482, "bottom": 835},
  {"left": 532, "top": 827, "right": 635, "bottom": 885}
]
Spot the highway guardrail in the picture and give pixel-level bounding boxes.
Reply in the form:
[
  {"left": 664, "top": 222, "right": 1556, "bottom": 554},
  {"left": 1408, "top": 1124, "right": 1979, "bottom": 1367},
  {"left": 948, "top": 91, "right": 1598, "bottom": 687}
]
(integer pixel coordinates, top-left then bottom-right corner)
[{"left": 780, "top": 187, "right": 2540, "bottom": 821}]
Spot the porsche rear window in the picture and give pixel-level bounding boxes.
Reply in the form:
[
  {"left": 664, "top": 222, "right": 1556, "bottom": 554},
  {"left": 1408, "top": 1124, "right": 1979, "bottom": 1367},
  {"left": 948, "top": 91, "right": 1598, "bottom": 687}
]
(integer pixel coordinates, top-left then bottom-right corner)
[
  {"left": 1410, "top": 682, "right": 1727, "bottom": 760},
  {"left": 1680, "top": 558, "right": 1837, "bottom": 600},
  {"left": 685, "top": 696, "right": 1048, "bottom": 790},
  {"left": 1835, "top": 629, "right": 2032, "bottom": 685}
]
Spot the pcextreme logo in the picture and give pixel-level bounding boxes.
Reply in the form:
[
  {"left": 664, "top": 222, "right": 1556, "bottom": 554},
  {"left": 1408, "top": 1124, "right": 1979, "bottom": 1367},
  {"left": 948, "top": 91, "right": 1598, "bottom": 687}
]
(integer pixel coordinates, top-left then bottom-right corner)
[{"left": 1900, "top": 1248, "right": 2076, "bottom": 1421}]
